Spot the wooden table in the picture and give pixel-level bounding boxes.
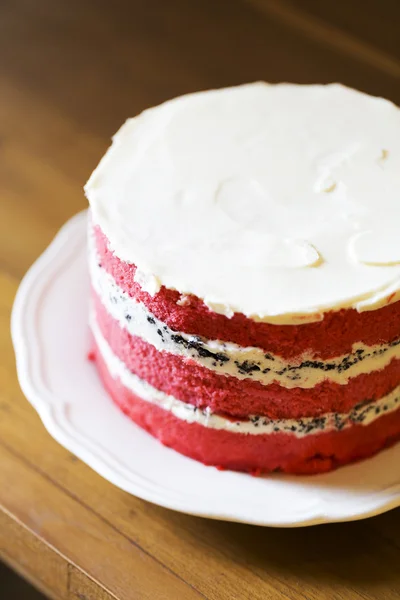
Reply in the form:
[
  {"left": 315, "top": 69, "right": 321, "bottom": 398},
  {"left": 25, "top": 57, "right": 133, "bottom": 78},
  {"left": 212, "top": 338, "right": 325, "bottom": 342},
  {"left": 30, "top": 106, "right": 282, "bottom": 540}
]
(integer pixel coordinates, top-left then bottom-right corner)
[{"left": 1, "top": 1, "right": 399, "bottom": 598}]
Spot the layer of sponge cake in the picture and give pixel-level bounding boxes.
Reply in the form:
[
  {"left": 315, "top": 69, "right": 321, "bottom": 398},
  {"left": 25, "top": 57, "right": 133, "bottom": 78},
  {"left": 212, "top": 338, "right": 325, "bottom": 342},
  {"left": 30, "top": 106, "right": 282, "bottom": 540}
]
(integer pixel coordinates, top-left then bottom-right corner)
[
  {"left": 93, "top": 289, "right": 400, "bottom": 421},
  {"left": 94, "top": 225, "right": 400, "bottom": 361},
  {"left": 91, "top": 329, "right": 400, "bottom": 475}
]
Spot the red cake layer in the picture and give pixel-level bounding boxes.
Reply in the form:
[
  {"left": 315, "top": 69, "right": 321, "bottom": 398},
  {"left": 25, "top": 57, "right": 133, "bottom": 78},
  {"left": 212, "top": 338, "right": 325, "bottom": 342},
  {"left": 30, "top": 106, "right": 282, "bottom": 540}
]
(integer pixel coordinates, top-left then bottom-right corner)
[
  {"left": 92, "top": 339, "right": 400, "bottom": 475},
  {"left": 94, "top": 291, "right": 400, "bottom": 419},
  {"left": 94, "top": 226, "right": 400, "bottom": 360}
]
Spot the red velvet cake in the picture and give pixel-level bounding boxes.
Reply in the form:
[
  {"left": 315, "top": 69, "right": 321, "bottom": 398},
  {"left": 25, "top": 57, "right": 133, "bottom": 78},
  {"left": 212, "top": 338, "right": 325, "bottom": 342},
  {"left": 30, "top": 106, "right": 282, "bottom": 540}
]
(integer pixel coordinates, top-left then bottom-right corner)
[{"left": 85, "top": 82, "right": 400, "bottom": 474}]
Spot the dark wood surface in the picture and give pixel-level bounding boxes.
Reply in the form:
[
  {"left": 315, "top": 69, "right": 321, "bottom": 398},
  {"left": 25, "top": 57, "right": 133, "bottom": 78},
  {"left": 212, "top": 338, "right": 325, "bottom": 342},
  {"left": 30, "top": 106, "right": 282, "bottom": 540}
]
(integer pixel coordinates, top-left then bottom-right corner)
[
  {"left": 1, "top": 562, "right": 44, "bottom": 600},
  {"left": 1, "top": 1, "right": 399, "bottom": 599}
]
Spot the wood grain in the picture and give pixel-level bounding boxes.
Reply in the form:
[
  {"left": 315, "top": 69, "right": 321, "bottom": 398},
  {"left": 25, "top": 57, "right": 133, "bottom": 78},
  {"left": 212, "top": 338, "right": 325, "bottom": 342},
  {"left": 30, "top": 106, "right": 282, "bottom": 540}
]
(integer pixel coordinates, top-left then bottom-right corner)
[{"left": 0, "top": 1, "right": 399, "bottom": 598}]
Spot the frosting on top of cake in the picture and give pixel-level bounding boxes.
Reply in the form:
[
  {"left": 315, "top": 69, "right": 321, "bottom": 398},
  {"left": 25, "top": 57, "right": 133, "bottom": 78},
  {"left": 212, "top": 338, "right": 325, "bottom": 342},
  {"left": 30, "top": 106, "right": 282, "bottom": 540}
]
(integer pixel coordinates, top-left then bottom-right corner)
[{"left": 85, "top": 82, "right": 400, "bottom": 323}]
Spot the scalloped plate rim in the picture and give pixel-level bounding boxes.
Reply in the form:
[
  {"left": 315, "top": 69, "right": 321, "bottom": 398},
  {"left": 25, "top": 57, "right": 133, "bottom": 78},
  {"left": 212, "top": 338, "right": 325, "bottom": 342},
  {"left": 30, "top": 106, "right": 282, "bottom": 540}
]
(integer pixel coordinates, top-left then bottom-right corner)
[{"left": 11, "top": 211, "right": 400, "bottom": 527}]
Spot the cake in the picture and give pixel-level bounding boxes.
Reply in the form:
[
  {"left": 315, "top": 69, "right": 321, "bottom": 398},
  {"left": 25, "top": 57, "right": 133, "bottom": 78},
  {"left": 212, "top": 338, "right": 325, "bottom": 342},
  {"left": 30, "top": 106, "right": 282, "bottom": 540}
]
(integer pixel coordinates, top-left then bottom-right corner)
[{"left": 85, "top": 82, "right": 400, "bottom": 475}]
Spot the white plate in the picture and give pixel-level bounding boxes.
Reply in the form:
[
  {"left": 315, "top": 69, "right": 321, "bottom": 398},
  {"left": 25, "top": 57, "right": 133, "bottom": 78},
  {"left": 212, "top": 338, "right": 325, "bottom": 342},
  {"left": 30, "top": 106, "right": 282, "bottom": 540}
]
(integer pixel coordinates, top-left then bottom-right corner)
[{"left": 12, "top": 211, "right": 400, "bottom": 527}]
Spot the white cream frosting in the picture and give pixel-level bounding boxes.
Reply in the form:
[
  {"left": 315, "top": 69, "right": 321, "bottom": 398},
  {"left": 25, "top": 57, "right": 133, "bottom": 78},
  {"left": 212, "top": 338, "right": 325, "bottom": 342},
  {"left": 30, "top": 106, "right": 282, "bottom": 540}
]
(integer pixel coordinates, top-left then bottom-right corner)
[
  {"left": 85, "top": 83, "right": 400, "bottom": 324},
  {"left": 91, "top": 314, "right": 400, "bottom": 437},
  {"left": 89, "top": 239, "right": 400, "bottom": 389}
]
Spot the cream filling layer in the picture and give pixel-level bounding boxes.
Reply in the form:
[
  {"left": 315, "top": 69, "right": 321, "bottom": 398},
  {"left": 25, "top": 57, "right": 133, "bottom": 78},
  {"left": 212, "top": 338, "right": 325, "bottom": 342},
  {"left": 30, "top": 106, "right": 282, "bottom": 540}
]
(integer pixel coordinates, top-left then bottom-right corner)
[
  {"left": 91, "top": 313, "right": 400, "bottom": 438},
  {"left": 89, "top": 244, "right": 400, "bottom": 389}
]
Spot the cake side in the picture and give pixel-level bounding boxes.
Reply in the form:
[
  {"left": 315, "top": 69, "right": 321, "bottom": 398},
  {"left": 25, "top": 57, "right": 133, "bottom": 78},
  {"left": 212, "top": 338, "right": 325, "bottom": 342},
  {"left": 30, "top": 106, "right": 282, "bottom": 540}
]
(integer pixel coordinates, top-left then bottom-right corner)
[
  {"left": 92, "top": 290, "right": 400, "bottom": 420},
  {"left": 91, "top": 310, "right": 400, "bottom": 475},
  {"left": 88, "top": 222, "right": 400, "bottom": 474}
]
